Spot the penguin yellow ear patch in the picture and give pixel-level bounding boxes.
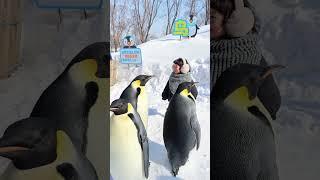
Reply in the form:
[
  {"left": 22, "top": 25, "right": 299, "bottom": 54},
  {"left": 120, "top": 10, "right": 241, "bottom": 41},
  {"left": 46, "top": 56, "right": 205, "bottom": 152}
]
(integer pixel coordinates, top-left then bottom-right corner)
[
  {"left": 180, "top": 89, "right": 196, "bottom": 101},
  {"left": 70, "top": 59, "right": 98, "bottom": 83},
  {"left": 131, "top": 80, "right": 141, "bottom": 88},
  {"left": 225, "top": 86, "right": 252, "bottom": 107}
]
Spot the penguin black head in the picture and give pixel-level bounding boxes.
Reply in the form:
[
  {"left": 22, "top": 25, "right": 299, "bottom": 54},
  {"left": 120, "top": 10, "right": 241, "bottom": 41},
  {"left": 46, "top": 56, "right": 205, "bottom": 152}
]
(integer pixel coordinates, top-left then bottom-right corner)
[
  {"left": 119, "top": 75, "right": 154, "bottom": 110},
  {"left": 131, "top": 75, "right": 154, "bottom": 86},
  {"left": 176, "top": 81, "right": 198, "bottom": 101},
  {"left": 0, "top": 117, "right": 57, "bottom": 170},
  {"left": 67, "top": 42, "right": 111, "bottom": 79},
  {"left": 110, "top": 99, "right": 132, "bottom": 115},
  {"left": 213, "top": 63, "right": 284, "bottom": 100},
  {"left": 213, "top": 63, "right": 284, "bottom": 119}
]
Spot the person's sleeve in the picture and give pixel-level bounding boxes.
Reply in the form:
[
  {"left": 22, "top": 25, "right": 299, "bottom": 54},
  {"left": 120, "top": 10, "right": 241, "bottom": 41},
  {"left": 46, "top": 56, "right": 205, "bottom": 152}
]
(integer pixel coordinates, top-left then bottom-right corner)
[{"left": 162, "top": 81, "right": 171, "bottom": 100}]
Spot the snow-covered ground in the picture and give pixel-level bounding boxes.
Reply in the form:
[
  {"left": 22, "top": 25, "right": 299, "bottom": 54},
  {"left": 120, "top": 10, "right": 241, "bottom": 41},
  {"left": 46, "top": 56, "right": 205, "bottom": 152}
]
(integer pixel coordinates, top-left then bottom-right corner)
[{"left": 111, "top": 26, "right": 210, "bottom": 179}]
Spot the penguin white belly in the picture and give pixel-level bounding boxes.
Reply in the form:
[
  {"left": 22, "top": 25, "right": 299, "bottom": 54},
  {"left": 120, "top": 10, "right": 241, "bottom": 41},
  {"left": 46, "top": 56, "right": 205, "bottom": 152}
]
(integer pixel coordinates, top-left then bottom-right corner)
[
  {"left": 84, "top": 78, "right": 108, "bottom": 180},
  {"left": 137, "top": 90, "right": 148, "bottom": 128},
  {"left": 110, "top": 114, "right": 144, "bottom": 180}
]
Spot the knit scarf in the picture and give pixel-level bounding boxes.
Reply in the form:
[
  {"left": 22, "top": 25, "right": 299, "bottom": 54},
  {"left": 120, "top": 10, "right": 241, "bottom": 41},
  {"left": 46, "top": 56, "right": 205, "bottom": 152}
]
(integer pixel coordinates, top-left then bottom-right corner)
[
  {"left": 211, "top": 34, "right": 262, "bottom": 85},
  {"left": 169, "top": 72, "right": 193, "bottom": 95}
]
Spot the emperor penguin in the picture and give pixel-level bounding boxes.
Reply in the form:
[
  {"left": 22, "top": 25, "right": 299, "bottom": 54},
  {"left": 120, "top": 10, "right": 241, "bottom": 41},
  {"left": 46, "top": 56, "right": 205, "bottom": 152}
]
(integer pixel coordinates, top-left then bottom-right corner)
[
  {"left": 120, "top": 75, "right": 154, "bottom": 128},
  {"left": 0, "top": 117, "right": 98, "bottom": 180},
  {"left": 110, "top": 99, "right": 149, "bottom": 180},
  {"left": 211, "top": 63, "right": 284, "bottom": 180},
  {"left": 29, "top": 42, "right": 110, "bottom": 180},
  {"left": 163, "top": 81, "right": 201, "bottom": 176}
]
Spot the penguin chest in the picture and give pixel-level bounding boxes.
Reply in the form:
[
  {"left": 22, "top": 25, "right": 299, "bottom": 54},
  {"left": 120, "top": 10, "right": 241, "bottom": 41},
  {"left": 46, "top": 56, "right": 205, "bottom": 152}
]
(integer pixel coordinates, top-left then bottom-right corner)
[
  {"left": 86, "top": 79, "right": 109, "bottom": 180},
  {"left": 110, "top": 115, "right": 144, "bottom": 180},
  {"left": 137, "top": 92, "right": 148, "bottom": 128}
]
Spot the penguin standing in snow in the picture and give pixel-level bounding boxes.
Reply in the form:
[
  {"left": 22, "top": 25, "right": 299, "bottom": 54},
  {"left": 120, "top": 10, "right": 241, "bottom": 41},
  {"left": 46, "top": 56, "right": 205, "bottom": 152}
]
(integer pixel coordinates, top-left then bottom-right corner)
[
  {"left": 120, "top": 75, "right": 154, "bottom": 128},
  {"left": 29, "top": 42, "right": 110, "bottom": 180},
  {"left": 0, "top": 117, "right": 98, "bottom": 180},
  {"left": 110, "top": 99, "right": 149, "bottom": 180},
  {"left": 163, "top": 81, "right": 201, "bottom": 176},
  {"left": 212, "top": 63, "right": 284, "bottom": 179}
]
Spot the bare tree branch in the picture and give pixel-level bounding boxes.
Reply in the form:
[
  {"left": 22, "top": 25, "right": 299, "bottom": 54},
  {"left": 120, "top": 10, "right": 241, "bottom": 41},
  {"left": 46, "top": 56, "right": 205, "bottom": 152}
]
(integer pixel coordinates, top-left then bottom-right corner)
[{"left": 131, "top": 0, "right": 162, "bottom": 43}]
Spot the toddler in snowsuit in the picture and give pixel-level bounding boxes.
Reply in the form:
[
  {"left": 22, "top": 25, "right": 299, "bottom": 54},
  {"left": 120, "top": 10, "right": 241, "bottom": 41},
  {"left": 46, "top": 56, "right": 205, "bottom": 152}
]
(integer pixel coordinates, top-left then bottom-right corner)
[{"left": 162, "top": 58, "right": 198, "bottom": 101}]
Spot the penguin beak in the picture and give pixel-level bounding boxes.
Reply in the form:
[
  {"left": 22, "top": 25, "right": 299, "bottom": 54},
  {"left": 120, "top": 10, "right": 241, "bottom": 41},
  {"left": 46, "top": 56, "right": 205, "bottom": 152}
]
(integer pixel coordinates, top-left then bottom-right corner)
[
  {"left": 259, "top": 65, "right": 285, "bottom": 80},
  {"left": 189, "top": 82, "right": 198, "bottom": 91},
  {"left": 141, "top": 75, "right": 154, "bottom": 86},
  {"left": 191, "top": 82, "right": 199, "bottom": 87},
  {"left": 0, "top": 136, "right": 31, "bottom": 155},
  {"left": 110, "top": 107, "right": 119, "bottom": 112},
  {"left": 0, "top": 146, "right": 30, "bottom": 153},
  {"left": 145, "top": 75, "right": 154, "bottom": 81}
]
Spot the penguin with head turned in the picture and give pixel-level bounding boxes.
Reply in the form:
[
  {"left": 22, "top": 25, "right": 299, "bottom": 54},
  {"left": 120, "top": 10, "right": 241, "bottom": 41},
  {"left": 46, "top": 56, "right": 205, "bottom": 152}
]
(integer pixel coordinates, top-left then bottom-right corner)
[
  {"left": 0, "top": 117, "right": 98, "bottom": 180},
  {"left": 211, "top": 63, "right": 284, "bottom": 180},
  {"left": 110, "top": 98, "right": 149, "bottom": 180},
  {"left": 120, "top": 75, "right": 154, "bottom": 128},
  {"left": 29, "top": 42, "right": 110, "bottom": 180},
  {"left": 163, "top": 81, "right": 201, "bottom": 176}
]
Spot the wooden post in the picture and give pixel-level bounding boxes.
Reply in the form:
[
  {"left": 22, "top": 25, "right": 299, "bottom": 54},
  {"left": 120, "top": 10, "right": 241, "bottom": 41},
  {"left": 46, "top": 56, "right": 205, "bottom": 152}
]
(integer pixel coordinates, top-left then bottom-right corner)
[{"left": 0, "top": 0, "right": 21, "bottom": 79}]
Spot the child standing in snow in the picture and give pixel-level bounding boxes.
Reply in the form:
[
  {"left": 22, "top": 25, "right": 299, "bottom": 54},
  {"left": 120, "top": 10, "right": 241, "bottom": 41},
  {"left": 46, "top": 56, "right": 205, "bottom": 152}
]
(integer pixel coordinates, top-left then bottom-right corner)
[
  {"left": 211, "top": 0, "right": 281, "bottom": 119},
  {"left": 162, "top": 58, "right": 198, "bottom": 101}
]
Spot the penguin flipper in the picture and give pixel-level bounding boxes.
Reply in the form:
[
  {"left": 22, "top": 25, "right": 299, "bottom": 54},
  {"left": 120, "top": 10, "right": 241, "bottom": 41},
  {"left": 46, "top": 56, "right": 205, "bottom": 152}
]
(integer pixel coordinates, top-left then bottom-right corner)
[
  {"left": 190, "top": 114, "right": 201, "bottom": 150},
  {"left": 56, "top": 163, "right": 79, "bottom": 180},
  {"left": 128, "top": 113, "right": 150, "bottom": 178}
]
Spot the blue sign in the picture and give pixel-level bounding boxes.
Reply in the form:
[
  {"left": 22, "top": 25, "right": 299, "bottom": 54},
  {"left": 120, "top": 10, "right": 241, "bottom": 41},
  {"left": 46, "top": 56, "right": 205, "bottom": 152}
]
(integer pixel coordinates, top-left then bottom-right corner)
[{"left": 120, "top": 48, "right": 142, "bottom": 64}]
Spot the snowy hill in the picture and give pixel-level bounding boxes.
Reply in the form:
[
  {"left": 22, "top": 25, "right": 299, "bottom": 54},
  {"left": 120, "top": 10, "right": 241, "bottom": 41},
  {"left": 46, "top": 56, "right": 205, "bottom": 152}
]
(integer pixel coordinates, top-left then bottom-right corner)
[{"left": 111, "top": 25, "right": 210, "bottom": 179}]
